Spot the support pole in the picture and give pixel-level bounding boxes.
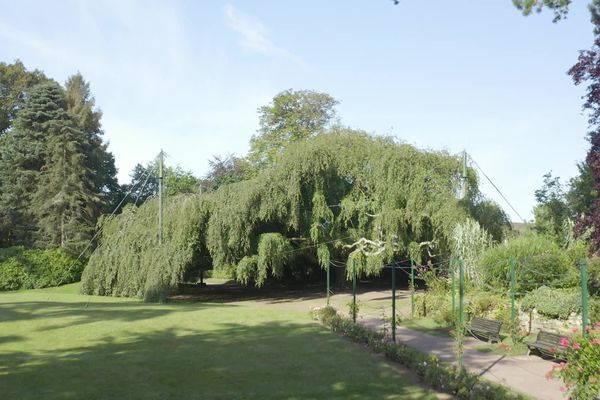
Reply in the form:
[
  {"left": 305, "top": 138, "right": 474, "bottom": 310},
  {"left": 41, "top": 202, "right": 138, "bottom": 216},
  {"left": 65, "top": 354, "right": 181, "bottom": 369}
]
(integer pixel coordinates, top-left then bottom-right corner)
[
  {"left": 581, "top": 259, "right": 589, "bottom": 336},
  {"left": 326, "top": 261, "right": 331, "bottom": 306},
  {"left": 459, "top": 257, "right": 464, "bottom": 326},
  {"left": 410, "top": 258, "right": 415, "bottom": 319},
  {"left": 510, "top": 257, "right": 517, "bottom": 341},
  {"left": 352, "top": 258, "right": 357, "bottom": 323},
  {"left": 462, "top": 150, "right": 467, "bottom": 199},
  {"left": 392, "top": 259, "right": 396, "bottom": 342},
  {"left": 158, "top": 149, "right": 164, "bottom": 245},
  {"left": 458, "top": 257, "right": 465, "bottom": 370},
  {"left": 451, "top": 256, "right": 455, "bottom": 322}
]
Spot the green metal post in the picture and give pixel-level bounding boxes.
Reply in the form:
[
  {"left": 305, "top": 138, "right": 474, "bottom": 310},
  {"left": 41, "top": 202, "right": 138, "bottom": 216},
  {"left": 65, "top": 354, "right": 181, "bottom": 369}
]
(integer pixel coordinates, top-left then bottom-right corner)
[
  {"left": 352, "top": 258, "right": 357, "bottom": 323},
  {"left": 326, "top": 261, "right": 330, "bottom": 306},
  {"left": 410, "top": 258, "right": 415, "bottom": 319},
  {"left": 459, "top": 258, "right": 464, "bottom": 326},
  {"left": 450, "top": 256, "right": 455, "bottom": 322},
  {"left": 510, "top": 257, "right": 516, "bottom": 341},
  {"left": 392, "top": 259, "right": 396, "bottom": 342},
  {"left": 581, "top": 259, "right": 589, "bottom": 336}
]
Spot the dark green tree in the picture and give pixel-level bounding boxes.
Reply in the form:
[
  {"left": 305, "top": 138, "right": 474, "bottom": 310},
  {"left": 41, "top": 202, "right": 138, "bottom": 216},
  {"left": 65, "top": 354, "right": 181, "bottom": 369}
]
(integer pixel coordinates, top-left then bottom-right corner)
[
  {"left": 248, "top": 89, "right": 338, "bottom": 168},
  {"left": 0, "top": 81, "right": 63, "bottom": 245},
  {"left": 0, "top": 60, "right": 48, "bottom": 136}
]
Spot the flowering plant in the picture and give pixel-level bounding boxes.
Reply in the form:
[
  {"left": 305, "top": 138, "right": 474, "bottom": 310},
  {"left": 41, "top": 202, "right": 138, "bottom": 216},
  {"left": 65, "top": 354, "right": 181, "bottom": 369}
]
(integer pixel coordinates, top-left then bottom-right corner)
[{"left": 548, "top": 322, "right": 600, "bottom": 400}]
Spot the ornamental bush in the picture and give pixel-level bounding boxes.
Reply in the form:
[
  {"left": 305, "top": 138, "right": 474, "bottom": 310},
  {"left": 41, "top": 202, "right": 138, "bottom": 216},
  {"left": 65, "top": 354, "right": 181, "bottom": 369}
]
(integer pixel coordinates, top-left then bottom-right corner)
[
  {"left": 480, "top": 235, "right": 573, "bottom": 292},
  {"left": 548, "top": 323, "right": 600, "bottom": 400},
  {"left": 521, "top": 286, "right": 581, "bottom": 320},
  {"left": 0, "top": 246, "right": 84, "bottom": 290}
]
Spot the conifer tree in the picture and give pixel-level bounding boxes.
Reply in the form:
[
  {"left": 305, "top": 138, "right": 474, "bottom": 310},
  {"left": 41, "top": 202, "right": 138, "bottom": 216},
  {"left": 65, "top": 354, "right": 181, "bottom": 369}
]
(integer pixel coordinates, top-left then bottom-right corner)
[{"left": 0, "top": 81, "right": 62, "bottom": 244}]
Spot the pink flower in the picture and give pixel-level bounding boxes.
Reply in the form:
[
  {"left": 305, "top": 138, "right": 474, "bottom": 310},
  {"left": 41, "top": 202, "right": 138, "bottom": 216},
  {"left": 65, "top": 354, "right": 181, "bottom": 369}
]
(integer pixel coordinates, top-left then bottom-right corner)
[
  {"left": 572, "top": 342, "right": 581, "bottom": 350},
  {"left": 595, "top": 322, "right": 600, "bottom": 328},
  {"left": 560, "top": 337, "right": 569, "bottom": 348},
  {"left": 592, "top": 338, "right": 600, "bottom": 345},
  {"left": 560, "top": 386, "right": 565, "bottom": 393},
  {"left": 572, "top": 327, "right": 579, "bottom": 333}
]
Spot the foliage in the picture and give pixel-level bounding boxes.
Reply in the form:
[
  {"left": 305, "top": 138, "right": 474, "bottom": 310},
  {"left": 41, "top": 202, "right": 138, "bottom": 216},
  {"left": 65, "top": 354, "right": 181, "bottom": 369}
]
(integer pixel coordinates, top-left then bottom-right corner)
[
  {"left": 569, "top": 0, "right": 600, "bottom": 254},
  {"left": 0, "top": 60, "right": 49, "bottom": 135},
  {"left": 314, "top": 306, "right": 528, "bottom": 400},
  {"left": 0, "top": 246, "right": 84, "bottom": 290},
  {"left": 257, "top": 233, "right": 292, "bottom": 285},
  {"left": 468, "top": 199, "right": 511, "bottom": 243},
  {"left": 521, "top": 286, "right": 581, "bottom": 319},
  {"left": 203, "top": 153, "right": 248, "bottom": 192},
  {"left": 512, "top": 0, "right": 571, "bottom": 22},
  {"left": 480, "top": 234, "right": 573, "bottom": 292},
  {"left": 548, "top": 323, "right": 600, "bottom": 400},
  {"left": 451, "top": 218, "right": 492, "bottom": 284},
  {"left": 248, "top": 89, "right": 338, "bottom": 169},
  {"left": 568, "top": 162, "right": 596, "bottom": 219},
  {"left": 589, "top": 256, "right": 600, "bottom": 296},
  {"left": 532, "top": 172, "right": 573, "bottom": 247},
  {"left": 120, "top": 162, "right": 200, "bottom": 208},
  {"left": 80, "top": 195, "right": 211, "bottom": 301},
  {"left": 85, "top": 130, "right": 505, "bottom": 298},
  {"left": 0, "top": 68, "right": 118, "bottom": 251}
]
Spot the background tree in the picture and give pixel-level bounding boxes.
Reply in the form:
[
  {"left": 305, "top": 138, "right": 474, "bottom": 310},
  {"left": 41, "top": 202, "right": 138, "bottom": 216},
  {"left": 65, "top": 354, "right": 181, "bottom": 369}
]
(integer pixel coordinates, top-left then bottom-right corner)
[
  {"left": 0, "top": 60, "right": 48, "bottom": 135},
  {"left": 248, "top": 89, "right": 338, "bottom": 169},
  {"left": 203, "top": 153, "right": 248, "bottom": 192},
  {"left": 532, "top": 172, "right": 572, "bottom": 246}
]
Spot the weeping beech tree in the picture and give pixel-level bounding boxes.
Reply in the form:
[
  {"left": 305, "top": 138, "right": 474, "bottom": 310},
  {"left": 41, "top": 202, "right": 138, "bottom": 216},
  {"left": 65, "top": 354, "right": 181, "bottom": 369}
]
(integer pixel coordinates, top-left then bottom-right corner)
[{"left": 81, "top": 129, "right": 507, "bottom": 300}]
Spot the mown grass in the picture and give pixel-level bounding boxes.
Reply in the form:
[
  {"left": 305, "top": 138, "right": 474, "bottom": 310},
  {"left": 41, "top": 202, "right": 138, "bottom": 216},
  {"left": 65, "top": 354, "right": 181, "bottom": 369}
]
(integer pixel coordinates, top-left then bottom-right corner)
[{"left": 0, "top": 284, "right": 435, "bottom": 400}]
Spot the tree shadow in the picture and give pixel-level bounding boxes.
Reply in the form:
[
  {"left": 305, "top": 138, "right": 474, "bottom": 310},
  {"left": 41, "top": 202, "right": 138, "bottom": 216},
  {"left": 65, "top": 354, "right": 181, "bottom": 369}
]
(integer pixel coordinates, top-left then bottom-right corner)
[
  {"left": 1, "top": 321, "right": 431, "bottom": 400},
  {"left": 0, "top": 300, "right": 235, "bottom": 331}
]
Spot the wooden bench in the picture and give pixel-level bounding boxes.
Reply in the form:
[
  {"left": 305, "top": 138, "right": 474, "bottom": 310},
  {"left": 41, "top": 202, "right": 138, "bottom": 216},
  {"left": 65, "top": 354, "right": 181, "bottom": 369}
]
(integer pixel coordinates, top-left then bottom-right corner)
[
  {"left": 527, "top": 330, "right": 566, "bottom": 360},
  {"left": 467, "top": 317, "right": 502, "bottom": 343}
]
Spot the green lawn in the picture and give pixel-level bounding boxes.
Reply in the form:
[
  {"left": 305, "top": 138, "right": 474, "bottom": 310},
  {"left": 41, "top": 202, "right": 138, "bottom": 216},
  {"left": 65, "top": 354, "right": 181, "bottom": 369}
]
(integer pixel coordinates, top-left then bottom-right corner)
[{"left": 0, "top": 284, "right": 435, "bottom": 400}]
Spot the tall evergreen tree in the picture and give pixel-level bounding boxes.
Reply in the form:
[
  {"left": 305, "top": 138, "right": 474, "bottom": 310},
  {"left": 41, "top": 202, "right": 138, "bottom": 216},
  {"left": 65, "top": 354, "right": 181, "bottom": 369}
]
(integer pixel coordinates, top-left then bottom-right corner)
[{"left": 0, "top": 81, "right": 64, "bottom": 244}]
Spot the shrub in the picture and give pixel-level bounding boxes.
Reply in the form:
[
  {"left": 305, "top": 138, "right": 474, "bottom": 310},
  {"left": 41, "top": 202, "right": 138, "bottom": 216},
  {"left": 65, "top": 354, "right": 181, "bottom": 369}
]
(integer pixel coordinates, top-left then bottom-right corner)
[
  {"left": 0, "top": 247, "right": 84, "bottom": 290},
  {"left": 0, "top": 258, "right": 28, "bottom": 290},
  {"left": 548, "top": 323, "right": 600, "bottom": 400},
  {"left": 521, "top": 286, "right": 581, "bottom": 319},
  {"left": 480, "top": 235, "right": 573, "bottom": 292}
]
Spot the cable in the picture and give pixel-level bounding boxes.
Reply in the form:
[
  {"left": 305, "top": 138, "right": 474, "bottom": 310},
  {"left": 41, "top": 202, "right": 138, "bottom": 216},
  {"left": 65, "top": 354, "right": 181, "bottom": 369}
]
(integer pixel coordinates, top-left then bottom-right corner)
[
  {"left": 468, "top": 154, "right": 527, "bottom": 224},
  {"left": 73, "top": 160, "right": 156, "bottom": 263}
]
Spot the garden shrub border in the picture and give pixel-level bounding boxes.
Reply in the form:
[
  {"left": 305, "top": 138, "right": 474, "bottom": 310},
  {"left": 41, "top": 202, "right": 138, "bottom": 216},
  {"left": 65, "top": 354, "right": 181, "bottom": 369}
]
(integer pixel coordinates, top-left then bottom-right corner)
[{"left": 313, "top": 306, "right": 529, "bottom": 400}]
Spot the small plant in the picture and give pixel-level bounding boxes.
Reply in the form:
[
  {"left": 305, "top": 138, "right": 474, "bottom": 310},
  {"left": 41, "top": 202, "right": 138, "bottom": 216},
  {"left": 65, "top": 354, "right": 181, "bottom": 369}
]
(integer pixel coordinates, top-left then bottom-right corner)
[
  {"left": 347, "top": 300, "right": 360, "bottom": 319},
  {"left": 547, "top": 323, "right": 600, "bottom": 400}
]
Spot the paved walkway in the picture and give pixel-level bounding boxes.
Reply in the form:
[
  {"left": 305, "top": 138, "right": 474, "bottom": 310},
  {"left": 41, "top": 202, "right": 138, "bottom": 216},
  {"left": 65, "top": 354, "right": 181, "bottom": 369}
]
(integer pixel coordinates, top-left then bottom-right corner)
[{"left": 358, "top": 316, "right": 564, "bottom": 400}]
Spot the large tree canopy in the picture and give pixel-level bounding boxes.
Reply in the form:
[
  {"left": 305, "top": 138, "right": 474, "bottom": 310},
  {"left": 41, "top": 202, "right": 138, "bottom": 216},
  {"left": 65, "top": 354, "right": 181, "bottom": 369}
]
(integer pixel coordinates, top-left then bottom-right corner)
[
  {"left": 248, "top": 89, "right": 338, "bottom": 169},
  {"left": 81, "top": 129, "right": 507, "bottom": 301}
]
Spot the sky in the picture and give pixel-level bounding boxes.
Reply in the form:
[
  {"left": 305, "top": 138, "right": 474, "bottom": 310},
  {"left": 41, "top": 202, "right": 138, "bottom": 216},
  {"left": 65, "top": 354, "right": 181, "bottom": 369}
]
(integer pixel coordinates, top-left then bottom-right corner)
[{"left": 0, "top": 0, "right": 594, "bottom": 222}]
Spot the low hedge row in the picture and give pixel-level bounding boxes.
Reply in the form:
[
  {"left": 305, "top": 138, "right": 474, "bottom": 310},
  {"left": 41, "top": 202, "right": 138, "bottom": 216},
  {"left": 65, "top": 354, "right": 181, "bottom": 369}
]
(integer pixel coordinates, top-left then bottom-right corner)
[
  {"left": 0, "top": 246, "right": 84, "bottom": 290},
  {"left": 313, "top": 306, "right": 528, "bottom": 400}
]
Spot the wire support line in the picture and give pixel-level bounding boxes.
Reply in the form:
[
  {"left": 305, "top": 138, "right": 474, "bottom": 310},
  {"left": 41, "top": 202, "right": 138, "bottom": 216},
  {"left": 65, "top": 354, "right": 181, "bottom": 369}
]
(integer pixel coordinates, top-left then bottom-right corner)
[
  {"left": 73, "top": 162, "right": 156, "bottom": 263},
  {"left": 468, "top": 155, "right": 527, "bottom": 224}
]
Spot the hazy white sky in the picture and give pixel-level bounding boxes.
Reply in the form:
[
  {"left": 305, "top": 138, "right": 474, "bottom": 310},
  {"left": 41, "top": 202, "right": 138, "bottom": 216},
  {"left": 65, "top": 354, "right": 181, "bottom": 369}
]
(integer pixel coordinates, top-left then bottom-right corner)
[{"left": 0, "top": 0, "right": 594, "bottom": 221}]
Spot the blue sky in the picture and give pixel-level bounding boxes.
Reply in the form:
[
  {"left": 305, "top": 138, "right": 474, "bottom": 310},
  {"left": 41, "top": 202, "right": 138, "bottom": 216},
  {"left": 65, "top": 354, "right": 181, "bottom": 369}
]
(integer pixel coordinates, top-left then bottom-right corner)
[{"left": 0, "top": 0, "right": 594, "bottom": 221}]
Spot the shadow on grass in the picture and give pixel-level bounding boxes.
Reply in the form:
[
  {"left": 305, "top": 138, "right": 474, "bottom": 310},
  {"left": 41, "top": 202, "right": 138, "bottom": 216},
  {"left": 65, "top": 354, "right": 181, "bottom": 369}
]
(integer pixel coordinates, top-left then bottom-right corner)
[
  {"left": 1, "top": 320, "right": 431, "bottom": 400},
  {"left": 0, "top": 300, "right": 234, "bottom": 330}
]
